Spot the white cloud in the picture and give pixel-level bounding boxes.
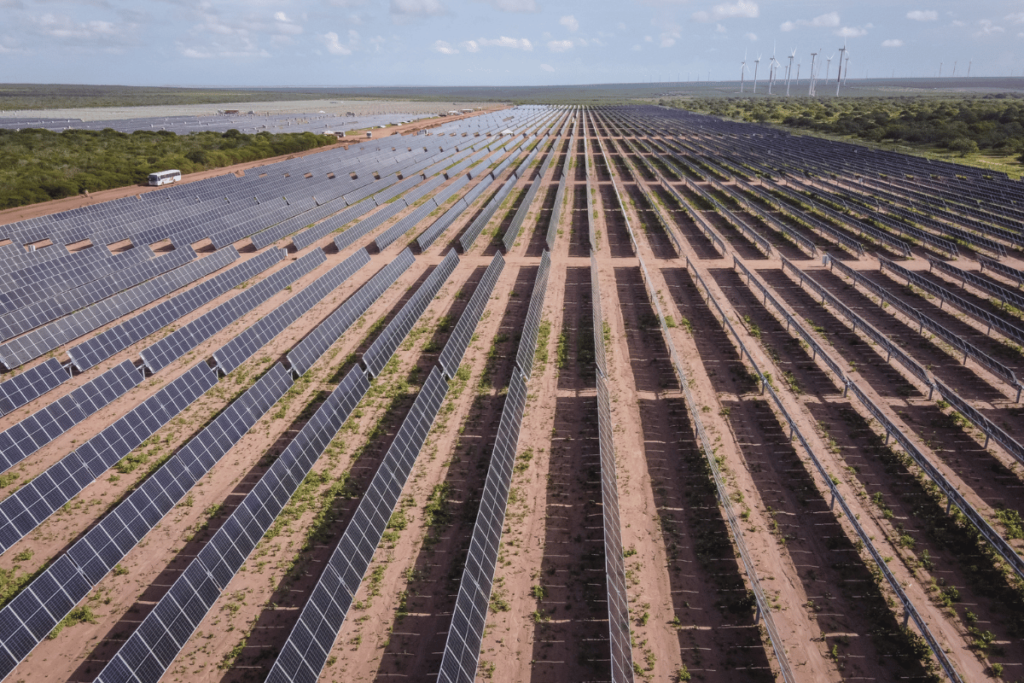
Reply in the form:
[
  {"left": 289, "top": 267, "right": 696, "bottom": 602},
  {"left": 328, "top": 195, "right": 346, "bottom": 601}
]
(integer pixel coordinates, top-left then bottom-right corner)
[
  {"left": 781, "top": 11, "right": 839, "bottom": 31},
  {"left": 975, "top": 19, "right": 1004, "bottom": 36},
  {"left": 744, "top": 31, "right": 757, "bottom": 41},
  {"left": 906, "top": 10, "right": 937, "bottom": 21},
  {"left": 540, "top": 63, "right": 554, "bottom": 71},
  {"left": 390, "top": 0, "right": 446, "bottom": 16},
  {"left": 836, "top": 26, "right": 867, "bottom": 37},
  {"left": 480, "top": 0, "right": 537, "bottom": 11},
  {"left": 461, "top": 39, "right": 479, "bottom": 52},
  {"left": 660, "top": 24, "right": 681, "bottom": 46},
  {"left": 715, "top": 24, "right": 726, "bottom": 34},
  {"left": 30, "top": 13, "right": 139, "bottom": 46},
  {"left": 560, "top": 15, "right": 579, "bottom": 32},
  {"left": 882, "top": 38, "right": 903, "bottom": 47},
  {"left": 432, "top": 39, "right": 458, "bottom": 54},
  {"left": 644, "top": 35, "right": 653, "bottom": 42},
  {"left": 323, "top": 30, "right": 353, "bottom": 54},
  {"left": 477, "top": 36, "right": 533, "bottom": 50},
  {"left": 810, "top": 11, "right": 840, "bottom": 27},
  {"left": 693, "top": 1, "right": 758, "bottom": 23},
  {"left": 1009, "top": 12, "right": 1024, "bottom": 24},
  {"left": 548, "top": 39, "right": 573, "bottom": 52}
]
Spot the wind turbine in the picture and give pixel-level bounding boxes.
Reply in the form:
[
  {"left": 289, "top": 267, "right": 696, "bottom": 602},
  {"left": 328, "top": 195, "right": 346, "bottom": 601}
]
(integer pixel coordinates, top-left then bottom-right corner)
[
  {"left": 953, "top": 61, "right": 957, "bottom": 77},
  {"left": 768, "top": 44, "right": 778, "bottom": 95},
  {"left": 741, "top": 51, "right": 747, "bottom": 93},
  {"left": 836, "top": 41, "right": 847, "bottom": 95},
  {"left": 753, "top": 53, "right": 761, "bottom": 94},
  {"left": 843, "top": 51, "right": 851, "bottom": 84},
  {"left": 786, "top": 48, "right": 796, "bottom": 96},
  {"left": 968, "top": 60, "right": 972, "bottom": 77},
  {"left": 939, "top": 61, "right": 943, "bottom": 78},
  {"left": 826, "top": 53, "right": 835, "bottom": 81},
  {"left": 808, "top": 50, "right": 818, "bottom": 96}
]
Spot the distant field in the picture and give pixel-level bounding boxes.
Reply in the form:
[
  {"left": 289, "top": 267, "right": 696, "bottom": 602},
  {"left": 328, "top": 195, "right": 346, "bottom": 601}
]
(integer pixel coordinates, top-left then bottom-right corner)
[
  {"left": 5, "top": 78, "right": 1023, "bottom": 110},
  {"left": 668, "top": 92, "right": 1024, "bottom": 178},
  {"left": 0, "top": 128, "right": 336, "bottom": 209}
]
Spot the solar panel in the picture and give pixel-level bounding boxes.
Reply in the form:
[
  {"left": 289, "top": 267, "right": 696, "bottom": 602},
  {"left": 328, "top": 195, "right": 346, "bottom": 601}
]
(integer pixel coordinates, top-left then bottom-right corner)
[
  {"left": 436, "top": 368, "right": 527, "bottom": 683},
  {"left": 0, "top": 244, "right": 154, "bottom": 316},
  {"left": 934, "top": 379, "right": 1024, "bottom": 464},
  {"left": 334, "top": 200, "right": 407, "bottom": 252},
  {"left": 515, "top": 251, "right": 551, "bottom": 379},
  {"left": 68, "top": 246, "right": 270, "bottom": 373},
  {"left": 141, "top": 249, "right": 323, "bottom": 374},
  {"left": 363, "top": 249, "right": 459, "bottom": 377},
  {"left": 0, "top": 245, "right": 192, "bottom": 344},
  {"left": 416, "top": 198, "right": 470, "bottom": 252},
  {"left": 292, "top": 200, "right": 378, "bottom": 251},
  {"left": 265, "top": 366, "right": 449, "bottom": 683},
  {"left": 591, "top": 253, "right": 608, "bottom": 378},
  {"left": 0, "top": 360, "right": 142, "bottom": 474},
  {"left": 459, "top": 178, "right": 517, "bottom": 253},
  {"left": 374, "top": 200, "right": 437, "bottom": 251},
  {"left": 820, "top": 256, "right": 1021, "bottom": 391},
  {"left": 596, "top": 373, "right": 634, "bottom": 682},
  {"left": 438, "top": 252, "right": 504, "bottom": 379},
  {"left": 94, "top": 365, "right": 369, "bottom": 683},
  {"left": 214, "top": 249, "right": 370, "bottom": 375},
  {"left": 287, "top": 249, "right": 415, "bottom": 377},
  {"left": 979, "top": 257, "right": 1024, "bottom": 289},
  {"left": 0, "top": 362, "right": 217, "bottom": 555},
  {"left": 847, "top": 380, "right": 1024, "bottom": 583},
  {"left": 733, "top": 258, "right": 847, "bottom": 384},
  {"left": 0, "top": 358, "right": 68, "bottom": 415},
  {"left": 0, "top": 247, "right": 205, "bottom": 369},
  {"left": 0, "top": 363, "right": 292, "bottom": 681},
  {"left": 927, "top": 257, "right": 1024, "bottom": 311},
  {"left": 876, "top": 258, "right": 1024, "bottom": 349}
]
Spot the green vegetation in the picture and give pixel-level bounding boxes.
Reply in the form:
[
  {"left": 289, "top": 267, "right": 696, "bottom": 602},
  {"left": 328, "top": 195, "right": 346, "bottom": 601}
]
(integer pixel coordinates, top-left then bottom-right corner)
[
  {"left": 672, "top": 95, "right": 1024, "bottom": 176},
  {"left": 0, "top": 128, "right": 336, "bottom": 210},
  {"left": 48, "top": 605, "right": 97, "bottom": 640}
]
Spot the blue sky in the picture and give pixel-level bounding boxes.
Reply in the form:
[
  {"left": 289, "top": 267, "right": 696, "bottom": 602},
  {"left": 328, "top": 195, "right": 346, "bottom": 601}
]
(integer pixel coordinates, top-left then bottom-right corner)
[{"left": 1, "top": 0, "right": 1022, "bottom": 86}]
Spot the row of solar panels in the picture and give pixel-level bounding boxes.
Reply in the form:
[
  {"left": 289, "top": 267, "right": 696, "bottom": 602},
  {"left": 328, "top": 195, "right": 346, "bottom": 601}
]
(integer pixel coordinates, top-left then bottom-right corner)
[
  {"left": 95, "top": 249, "right": 499, "bottom": 683},
  {"left": 614, "top": 111, "right": 1007, "bottom": 264},
  {"left": 436, "top": 248, "right": 553, "bottom": 683},
  {"left": 0, "top": 108, "right": 548, "bottom": 249},
  {"left": 0, "top": 243, "right": 432, "bottom": 680},
  {"left": 657, "top": 112, "right": 1024, "bottom": 255},
  {"left": 774, "top": 256, "right": 1024, "bottom": 587}
]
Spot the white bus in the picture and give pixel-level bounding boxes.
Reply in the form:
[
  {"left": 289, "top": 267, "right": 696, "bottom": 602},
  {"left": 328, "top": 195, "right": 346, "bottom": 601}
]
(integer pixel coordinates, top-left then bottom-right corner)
[{"left": 148, "top": 169, "right": 182, "bottom": 186}]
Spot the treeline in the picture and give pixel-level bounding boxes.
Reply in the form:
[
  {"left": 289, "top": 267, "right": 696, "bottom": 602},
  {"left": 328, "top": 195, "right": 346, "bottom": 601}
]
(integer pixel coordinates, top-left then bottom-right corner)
[
  {"left": 671, "top": 95, "right": 1024, "bottom": 158},
  {"left": 0, "top": 128, "right": 335, "bottom": 209}
]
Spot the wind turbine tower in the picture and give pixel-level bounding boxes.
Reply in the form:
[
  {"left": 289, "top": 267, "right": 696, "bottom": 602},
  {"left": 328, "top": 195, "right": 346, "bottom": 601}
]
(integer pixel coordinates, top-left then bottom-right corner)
[
  {"left": 786, "top": 49, "right": 795, "bottom": 96},
  {"left": 953, "top": 61, "right": 957, "bottom": 77},
  {"left": 836, "top": 42, "right": 847, "bottom": 95},
  {"left": 826, "top": 53, "right": 834, "bottom": 81},
  {"left": 753, "top": 54, "right": 761, "bottom": 94},
  {"left": 808, "top": 51, "right": 818, "bottom": 96},
  {"left": 740, "top": 52, "right": 747, "bottom": 93},
  {"left": 939, "top": 62, "right": 943, "bottom": 77},
  {"left": 968, "top": 60, "right": 972, "bottom": 77},
  {"left": 843, "top": 52, "right": 850, "bottom": 84}
]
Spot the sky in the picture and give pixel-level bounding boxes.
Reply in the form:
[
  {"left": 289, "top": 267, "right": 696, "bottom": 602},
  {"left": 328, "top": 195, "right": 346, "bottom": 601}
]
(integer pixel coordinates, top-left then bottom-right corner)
[{"left": 2, "top": 0, "right": 1023, "bottom": 87}]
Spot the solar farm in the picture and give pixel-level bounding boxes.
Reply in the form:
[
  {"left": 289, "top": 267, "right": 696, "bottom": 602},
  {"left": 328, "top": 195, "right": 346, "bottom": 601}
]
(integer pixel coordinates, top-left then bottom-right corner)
[{"left": 0, "top": 101, "right": 1021, "bottom": 683}]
